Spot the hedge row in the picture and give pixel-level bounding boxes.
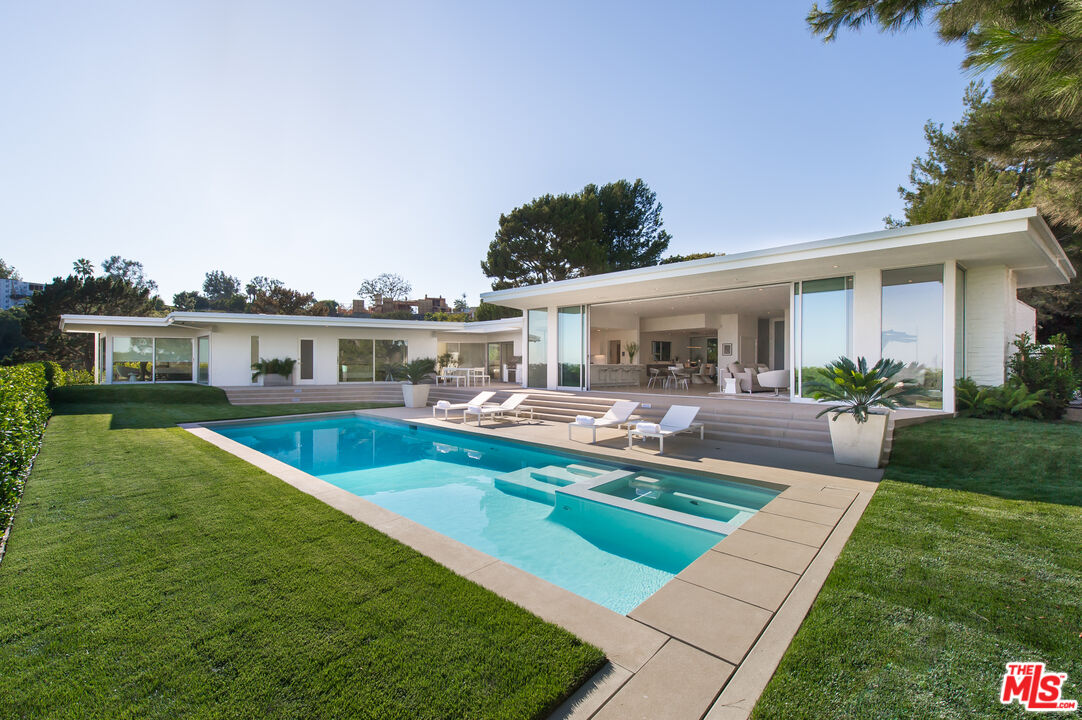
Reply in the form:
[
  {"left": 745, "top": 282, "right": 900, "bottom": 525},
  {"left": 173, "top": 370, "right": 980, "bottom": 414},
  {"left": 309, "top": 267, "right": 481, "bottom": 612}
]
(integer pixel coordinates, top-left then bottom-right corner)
[{"left": 0, "top": 363, "right": 52, "bottom": 532}]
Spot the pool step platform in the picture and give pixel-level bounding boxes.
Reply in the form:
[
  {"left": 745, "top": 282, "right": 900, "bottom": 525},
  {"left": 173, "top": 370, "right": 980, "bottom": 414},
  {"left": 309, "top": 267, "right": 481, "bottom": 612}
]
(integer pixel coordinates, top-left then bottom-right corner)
[{"left": 494, "top": 463, "right": 612, "bottom": 504}]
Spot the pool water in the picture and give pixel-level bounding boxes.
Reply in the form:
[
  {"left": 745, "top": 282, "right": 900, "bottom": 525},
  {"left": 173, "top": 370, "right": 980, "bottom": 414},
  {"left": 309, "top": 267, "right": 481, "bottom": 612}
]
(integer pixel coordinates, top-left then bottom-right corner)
[{"left": 215, "top": 414, "right": 777, "bottom": 614}]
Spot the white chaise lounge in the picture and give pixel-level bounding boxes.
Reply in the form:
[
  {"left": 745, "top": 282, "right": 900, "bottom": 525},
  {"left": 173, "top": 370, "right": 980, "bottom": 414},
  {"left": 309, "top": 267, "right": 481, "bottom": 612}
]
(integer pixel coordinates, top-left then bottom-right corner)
[
  {"left": 627, "top": 405, "right": 704, "bottom": 454},
  {"left": 464, "top": 393, "right": 534, "bottom": 426},
  {"left": 568, "top": 400, "right": 640, "bottom": 443},
  {"left": 432, "top": 391, "right": 496, "bottom": 420}
]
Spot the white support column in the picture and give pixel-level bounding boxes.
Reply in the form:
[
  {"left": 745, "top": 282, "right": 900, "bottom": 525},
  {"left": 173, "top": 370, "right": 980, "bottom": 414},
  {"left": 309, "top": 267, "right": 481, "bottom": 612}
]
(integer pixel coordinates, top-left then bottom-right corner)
[
  {"left": 520, "top": 318, "right": 529, "bottom": 388},
  {"left": 942, "top": 260, "right": 957, "bottom": 412},
  {"left": 851, "top": 269, "right": 882, "bottom": 362}
]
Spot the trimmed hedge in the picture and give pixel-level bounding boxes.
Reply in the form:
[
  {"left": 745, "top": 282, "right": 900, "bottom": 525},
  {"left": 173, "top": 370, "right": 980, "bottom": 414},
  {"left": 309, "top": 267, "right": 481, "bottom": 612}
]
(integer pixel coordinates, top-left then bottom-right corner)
[{"left": 0, "top": 363, "right": 51, "bottom": 531}]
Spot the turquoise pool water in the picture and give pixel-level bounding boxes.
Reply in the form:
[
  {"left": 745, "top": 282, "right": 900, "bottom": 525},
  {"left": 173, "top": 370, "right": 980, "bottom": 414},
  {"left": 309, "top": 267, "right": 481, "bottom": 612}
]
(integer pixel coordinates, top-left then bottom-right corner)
[{"left": 215, "top": 414, "right": 777, "bottom": 614}]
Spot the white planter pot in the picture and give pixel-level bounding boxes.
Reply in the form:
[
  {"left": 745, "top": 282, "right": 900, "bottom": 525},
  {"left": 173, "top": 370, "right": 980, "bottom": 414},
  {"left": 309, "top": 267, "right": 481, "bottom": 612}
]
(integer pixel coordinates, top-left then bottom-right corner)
[
  {"left": 827, "top": 412, "right": 890, "bottom": 468},
  {"left": 402, "top": 384, "right": 431, "bottom": 408},
  {"left": 262, "top": 373, "right": 291, "bottom": 387}
]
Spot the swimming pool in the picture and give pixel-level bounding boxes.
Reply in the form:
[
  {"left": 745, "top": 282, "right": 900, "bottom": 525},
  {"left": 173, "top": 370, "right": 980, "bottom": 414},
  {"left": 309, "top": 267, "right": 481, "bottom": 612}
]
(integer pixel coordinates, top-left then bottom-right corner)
[{"left": 213, "top": 413, "right": 779, "bottom": 614}]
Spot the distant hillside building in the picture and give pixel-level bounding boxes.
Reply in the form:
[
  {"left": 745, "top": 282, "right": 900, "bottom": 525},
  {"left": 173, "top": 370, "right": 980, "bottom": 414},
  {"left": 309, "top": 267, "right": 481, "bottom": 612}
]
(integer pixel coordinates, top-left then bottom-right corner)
[
  {"left": 361, "top": 294, "right": 451, "bottom": 316},
  {"left": 0, "top": 278, "right": 44, "bottom": 310}
]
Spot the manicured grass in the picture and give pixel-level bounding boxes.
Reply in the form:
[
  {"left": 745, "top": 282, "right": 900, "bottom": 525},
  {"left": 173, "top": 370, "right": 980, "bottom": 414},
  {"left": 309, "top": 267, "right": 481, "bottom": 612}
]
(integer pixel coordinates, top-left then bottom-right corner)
[
  {"left": 0, "top": 385, "right": 604, "bottom": 719},
  {"left": 752, "top": 418, "right": 1082, "bottom": 719}
]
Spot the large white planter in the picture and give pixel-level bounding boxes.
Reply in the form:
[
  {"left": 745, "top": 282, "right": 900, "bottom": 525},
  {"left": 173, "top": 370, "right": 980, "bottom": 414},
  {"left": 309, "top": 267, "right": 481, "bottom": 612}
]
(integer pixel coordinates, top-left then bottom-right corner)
[
  {"left": 402, "top": 384, "right": 431, "bottom": 408},
  {"left": 262, "top": 373, "right": 291, "bottom": 387},
  {"left": 827, "top": 412, "right": 890, "bottom": 468}
]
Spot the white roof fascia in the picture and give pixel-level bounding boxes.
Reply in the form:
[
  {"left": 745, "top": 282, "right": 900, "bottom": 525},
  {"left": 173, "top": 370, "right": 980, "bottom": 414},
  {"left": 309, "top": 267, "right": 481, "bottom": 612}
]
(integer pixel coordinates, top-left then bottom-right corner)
[
  {"left": 60, "top": 313, "right": 524, "bottom": 333},
  {"left": 481, "top": 208, "right": 1067, "bottom": 304}
]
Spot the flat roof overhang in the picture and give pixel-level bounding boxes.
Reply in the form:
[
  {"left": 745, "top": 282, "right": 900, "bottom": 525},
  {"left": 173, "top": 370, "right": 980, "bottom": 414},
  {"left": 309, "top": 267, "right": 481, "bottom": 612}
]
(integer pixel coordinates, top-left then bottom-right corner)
[
  {"left": 59, "top": 312, "right": 523, "bottom": 335},
  {"left": 481, "top": 209, "right": 1076, "bottom": 310}
]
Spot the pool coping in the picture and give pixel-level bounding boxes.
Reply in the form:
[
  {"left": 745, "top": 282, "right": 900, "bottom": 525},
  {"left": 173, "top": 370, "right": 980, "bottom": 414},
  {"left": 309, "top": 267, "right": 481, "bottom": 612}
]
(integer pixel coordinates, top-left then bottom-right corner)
[{"left": 181, "top": 408, "right": 879, "bottom": 720}]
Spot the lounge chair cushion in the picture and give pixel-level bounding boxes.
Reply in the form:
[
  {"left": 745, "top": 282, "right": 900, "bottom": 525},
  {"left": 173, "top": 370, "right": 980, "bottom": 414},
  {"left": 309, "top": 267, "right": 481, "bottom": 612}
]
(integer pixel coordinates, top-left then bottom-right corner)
[
  {"left": 635, "top": 422, "right": 661, "bottom": 434},
  {"left": 435, "top": 400, "right": 451, "bottom": 410},
  {"left": 466, "top": 405, "right": 483, "bottom": 413},
  {"left": 575, "top": 415, "right": 595, "bottom": 426}
]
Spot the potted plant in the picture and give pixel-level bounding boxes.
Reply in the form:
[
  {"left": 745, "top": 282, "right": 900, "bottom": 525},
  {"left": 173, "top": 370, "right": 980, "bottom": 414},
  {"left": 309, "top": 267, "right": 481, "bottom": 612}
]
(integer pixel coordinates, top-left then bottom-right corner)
[
  {"left": 805, "top": 356, "right": 924, "bottom": 468},
  {"left": 251, "top": 357, "right": 297, "bottom": 386},
  {"left": 387, "top": 357, "right": 437, "bottom": 408},
  {"left": 626, "top": 341, "right": 638, "bottom": 364}
]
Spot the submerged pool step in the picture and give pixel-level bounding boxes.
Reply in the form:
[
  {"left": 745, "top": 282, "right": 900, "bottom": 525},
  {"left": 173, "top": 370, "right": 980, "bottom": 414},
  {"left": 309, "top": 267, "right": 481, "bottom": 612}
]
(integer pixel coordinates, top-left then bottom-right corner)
[
  {"left": 529, "top": 465, "right": 595, "bottom": 486},
  {"left": 564, "top": 463, "right": 610, "bottom": 478},
  {"left": 493, "top": 468, "right": 563, "bottom": 504}
]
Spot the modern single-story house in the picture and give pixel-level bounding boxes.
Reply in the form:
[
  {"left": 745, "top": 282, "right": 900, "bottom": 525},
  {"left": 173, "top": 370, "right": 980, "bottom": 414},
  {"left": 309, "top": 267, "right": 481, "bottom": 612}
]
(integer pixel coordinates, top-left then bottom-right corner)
[{"left": 61, "top": 209, "right": 1075, "bottom": 414}]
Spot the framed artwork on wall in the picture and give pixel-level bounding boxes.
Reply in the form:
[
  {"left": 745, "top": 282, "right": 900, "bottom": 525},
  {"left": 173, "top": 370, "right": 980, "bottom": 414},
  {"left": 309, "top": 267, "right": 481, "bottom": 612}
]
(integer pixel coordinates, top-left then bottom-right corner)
[{"left": 722, "top": 342, "right": 733, "bottom": 356}]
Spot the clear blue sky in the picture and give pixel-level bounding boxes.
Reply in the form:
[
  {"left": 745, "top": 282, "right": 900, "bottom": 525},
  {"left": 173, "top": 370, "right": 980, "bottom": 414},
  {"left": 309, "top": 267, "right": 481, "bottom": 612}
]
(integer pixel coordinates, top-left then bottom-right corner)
[{"left": 0, "top": 1, "right": 970, "bottom": 306}]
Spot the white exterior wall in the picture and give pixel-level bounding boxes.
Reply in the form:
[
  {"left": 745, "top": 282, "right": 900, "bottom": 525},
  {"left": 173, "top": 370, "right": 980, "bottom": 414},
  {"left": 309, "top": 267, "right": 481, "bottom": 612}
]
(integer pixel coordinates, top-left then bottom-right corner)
[
  {"left": 964, "top": 265, "right": 1011, "bottom": 385},
  {"left": 209, "top": 324, "right": 440, "bottom": 386},
  {"left": 851, "top": 269, "right": 881, "bottom": 361}
]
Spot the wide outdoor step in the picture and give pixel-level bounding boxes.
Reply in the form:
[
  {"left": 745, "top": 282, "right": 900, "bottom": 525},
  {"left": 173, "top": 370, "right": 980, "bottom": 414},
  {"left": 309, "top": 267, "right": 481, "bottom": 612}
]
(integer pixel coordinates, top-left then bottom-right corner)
[
  {"left": 493, "top": 469, "right": 560, "bottom": 504},
  {"left": 529, "top": 466, "right": 586, "bottom": 486}
]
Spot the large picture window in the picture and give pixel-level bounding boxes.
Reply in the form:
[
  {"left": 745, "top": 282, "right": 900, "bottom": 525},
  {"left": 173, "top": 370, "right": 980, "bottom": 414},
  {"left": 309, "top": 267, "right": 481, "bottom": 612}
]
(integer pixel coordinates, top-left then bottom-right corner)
[
  {"left": 795, "top": 276, "right": 853, "bottom": 396},
  {"left": 338, "top": 338, "right": 408, "bottom": 382},
  {"left": 112, "top": 337, "right": 193, "bottom": 383},
  {"left": 882, "top": 264, "right": 944, "bottom": 408}
]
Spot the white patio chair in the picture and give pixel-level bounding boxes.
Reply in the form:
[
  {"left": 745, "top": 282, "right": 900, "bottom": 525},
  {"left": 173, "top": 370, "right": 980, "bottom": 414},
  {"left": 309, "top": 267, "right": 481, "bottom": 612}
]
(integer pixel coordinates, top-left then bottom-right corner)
[
  {"left": 432, "top": 391, "right": 496, "bottom": 420},
  {"left": 568, "top": 400, "right": 641, "bottom": 443},
  {"left": 627, "top": 405, "right": 705, "bottom": 454},
  {"left": 646, "top": 367, "right": 663, "bottom": 389},
  {"left": 463, "top": 393, "right": 534, "bottom": 426}
]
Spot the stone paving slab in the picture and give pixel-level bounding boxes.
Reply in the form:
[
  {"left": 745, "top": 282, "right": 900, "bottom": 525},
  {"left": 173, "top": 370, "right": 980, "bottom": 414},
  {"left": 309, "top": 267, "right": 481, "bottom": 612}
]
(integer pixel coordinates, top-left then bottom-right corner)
[
  {"left": 678, "top": 551, "right": 799, "bottom": 612},
  {"left": 738, "top": 510, "right": 834, "bottom": 547},
  {"left": 592, "top": 640, "right": 735, "bottom": 720},
  {"left": 630, "top": 579, "right": 772, "bottom": 664},
  {"left": 711, "top": 528, "right": 821, "bottom": 575},
  {"left": 760, "top": 496, "right": 846, "bottom": 526}
]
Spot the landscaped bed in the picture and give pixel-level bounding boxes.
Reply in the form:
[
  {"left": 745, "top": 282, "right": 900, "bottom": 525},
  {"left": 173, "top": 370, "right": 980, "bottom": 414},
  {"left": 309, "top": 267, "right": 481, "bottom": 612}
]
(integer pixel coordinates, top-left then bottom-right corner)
[
  {"left": 752, "top": 417, "right": 1082, "bottom": 718},
  {"left": 0, "top": 384, "right": 604, "bottom": 719}
]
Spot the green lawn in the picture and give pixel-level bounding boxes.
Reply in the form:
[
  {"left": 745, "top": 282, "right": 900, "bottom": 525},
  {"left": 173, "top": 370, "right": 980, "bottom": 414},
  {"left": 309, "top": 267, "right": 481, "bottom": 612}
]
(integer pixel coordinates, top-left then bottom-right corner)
[
  {"left": 752, "top": 418, "right": 1082, "bottom": 719},
  {"left": 0, "top": 385, "right": 604, "bottom": 719}
]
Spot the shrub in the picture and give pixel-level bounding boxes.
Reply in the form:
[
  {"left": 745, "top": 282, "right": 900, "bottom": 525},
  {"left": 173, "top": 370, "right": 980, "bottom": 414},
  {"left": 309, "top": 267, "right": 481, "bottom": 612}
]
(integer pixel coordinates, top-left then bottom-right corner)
[
  {"left": 955, "top": 377, "right": 1046, "bottom": 419},
  {"left": 63, "top": 368, "right": 95, "bottom": 385},
  {"left": 0, "top": 363, "right": 51, "bottom": 531},
  {"left": 251, "top": 357, "right": 297, "bottom": 381},
  {"left": 1007, "top": 332, "right": 1077, "bottom": 420}
]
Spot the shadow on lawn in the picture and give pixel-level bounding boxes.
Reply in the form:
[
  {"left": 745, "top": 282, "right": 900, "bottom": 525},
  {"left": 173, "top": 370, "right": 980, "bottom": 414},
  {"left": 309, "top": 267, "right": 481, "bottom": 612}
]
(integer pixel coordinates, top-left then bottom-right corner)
[
  {"left": 50, "top": 384, "right": 386, "bottom": 430},
  {"left": 886, "top": 417, "right": 1082, "bottom": 507}
]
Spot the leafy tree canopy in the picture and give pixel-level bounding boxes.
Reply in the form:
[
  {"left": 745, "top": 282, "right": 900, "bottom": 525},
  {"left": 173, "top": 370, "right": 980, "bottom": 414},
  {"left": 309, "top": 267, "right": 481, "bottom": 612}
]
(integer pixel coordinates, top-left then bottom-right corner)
[
  {"left": 0, "top": 259, "right": 20, "bottom": 280},
  {"left": 357, "top": 273, "right": 412, "bottom": 304},
  {"left": 481, "top": 179, "right": 671, "bottom": 289},
  {"left": 72, "top": 258, "right": 94, "bottom": 278},
  {"left": 203, "top": 271, "right": 242, "bottom": 302},
  {"left": 659, "top": 252, "right": 719, "bottom": 264},
  {"left": 15, "top": 274, "right": 156, "bottom": 369},
  {"left": 248, "top": 284, "right": 327, "bottom": 316},
  {"left": 102, "top": 256, "right": 157, "bottom": 294},
  {"left": 809, "top": 0, "right": 1082, "bottom": 350},
  {"left": 473, "top": 301, "right": 522, "bottom": 322},
  {"left": 452, "top": 294, "right": 470, "bottom": 313}
]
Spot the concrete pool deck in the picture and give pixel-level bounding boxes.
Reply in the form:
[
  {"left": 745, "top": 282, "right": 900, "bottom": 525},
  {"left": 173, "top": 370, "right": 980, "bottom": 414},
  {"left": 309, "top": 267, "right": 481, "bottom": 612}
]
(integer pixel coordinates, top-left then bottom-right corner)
[{"left": 183, "top": 407, "right": 880, "bottom": 720}]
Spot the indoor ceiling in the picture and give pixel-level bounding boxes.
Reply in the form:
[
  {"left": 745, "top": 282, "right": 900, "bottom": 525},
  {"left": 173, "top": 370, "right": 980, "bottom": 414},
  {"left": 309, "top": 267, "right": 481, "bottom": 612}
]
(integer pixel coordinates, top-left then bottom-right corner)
[{"left": 590, "top": 284, "right": 789, "bottom": 328}]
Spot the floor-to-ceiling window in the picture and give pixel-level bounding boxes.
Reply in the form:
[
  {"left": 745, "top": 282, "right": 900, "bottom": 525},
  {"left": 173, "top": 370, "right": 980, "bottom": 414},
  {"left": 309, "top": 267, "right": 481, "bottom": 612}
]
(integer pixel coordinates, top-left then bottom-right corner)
[
  {"left": 527, "top": 309, "right": 548, "bottom": 387},
  {"left": 882, "top": 264, "right": 944, "bottom": 408},
  {"left": 154, "top": 338, "right": 194, "bottom": 381},
  {"left": 795, "top": 276, "right": 853, "bottom": 396},
  {"left": 375, "top": 339, "right": 408, "bottom": 380},
  {"left": 557, "top": 305, "right": 584, "bottom": 388},
  {"left": 197, "top": 336, "right": 210, "bottom": 384},
  {"left": 955, "top": 265, "right": 966, "bottom": 380}
]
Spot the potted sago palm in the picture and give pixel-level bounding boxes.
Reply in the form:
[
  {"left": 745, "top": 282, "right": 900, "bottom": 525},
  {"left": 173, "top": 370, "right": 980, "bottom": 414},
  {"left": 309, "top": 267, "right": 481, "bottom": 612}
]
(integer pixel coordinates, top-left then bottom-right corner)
[
  {"left": 805, "top": 356, "right": 924, "bottom": 467},
  {"left": 389, "top": 357, "right": 438, "bottom": 408}
]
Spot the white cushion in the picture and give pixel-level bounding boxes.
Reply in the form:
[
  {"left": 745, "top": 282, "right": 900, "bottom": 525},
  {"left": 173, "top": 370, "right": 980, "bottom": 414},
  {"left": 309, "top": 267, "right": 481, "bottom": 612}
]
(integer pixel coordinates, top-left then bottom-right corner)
[
  {"left": 635, "top": 422, "right": 661, "bottom": 434},
  {"left": 466, "top": 405, "right": 483, "bottom": 413},
  {"left": 575, "top": 415, "right": 595, "bottom": 426},
  {"left": 435, "top": 400, "right": 451, "bottom": 409}
]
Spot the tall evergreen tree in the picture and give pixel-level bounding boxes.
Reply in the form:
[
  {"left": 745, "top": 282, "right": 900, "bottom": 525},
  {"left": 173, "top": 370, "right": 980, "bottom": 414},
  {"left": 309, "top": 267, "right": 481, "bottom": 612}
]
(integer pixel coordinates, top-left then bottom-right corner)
[{"left": 482, "top": 179, "right": 671, "bottom": 289}]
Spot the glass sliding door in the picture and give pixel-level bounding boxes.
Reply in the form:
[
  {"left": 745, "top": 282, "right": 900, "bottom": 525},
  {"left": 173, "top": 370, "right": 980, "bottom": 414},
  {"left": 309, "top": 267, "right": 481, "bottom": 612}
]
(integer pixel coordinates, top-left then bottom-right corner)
[
  {"left": 955, "top": 265, "right": 966, "bottom": 380},
  {"left": 154, "top": 338, "right": 194, "bottom": 381},
  {"left": 527, "top": 309, "right": 548, "bottom": 388},
  {"left": 338, "top": 339, "right": 374, "bottom": 382},
  {"left": 795, "top": 277, "right": 853, "bottom": 396},
  {"left": 882, "top": 264, "right": 944, "bottom": 408},
  {"left": 197, "top": 337, "right": 210, "bottom": 384},
  {"left": 375, "top": 339, "right": 408, "bottom": 381},
  {"left": 557, "top": 305, "right": 584, "bottom": 388}
]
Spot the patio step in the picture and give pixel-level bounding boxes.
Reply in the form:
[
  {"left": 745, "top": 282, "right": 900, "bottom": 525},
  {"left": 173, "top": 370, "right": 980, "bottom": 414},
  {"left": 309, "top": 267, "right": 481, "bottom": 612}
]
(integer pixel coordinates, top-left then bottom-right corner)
[
  {"left": 493, "top": 468, "right": 562, "bottom": 504},
  {"left": 223, "top": 383, "right": 405, "bottom": 405}
]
